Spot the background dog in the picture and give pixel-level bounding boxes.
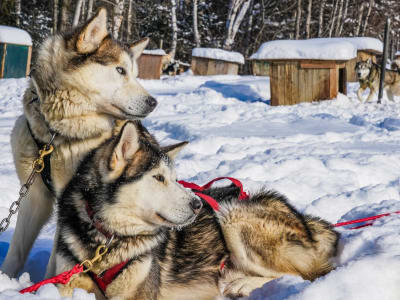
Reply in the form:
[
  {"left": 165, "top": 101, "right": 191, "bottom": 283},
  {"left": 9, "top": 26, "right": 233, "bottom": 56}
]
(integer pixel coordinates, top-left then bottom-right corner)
[
  {"left": 1, "top": 8, "right": 156, "bottom": 278},
  {"left": 56, "top": 122, "right": 339, "bottom": 300},
  {"left": 355, "top": 58, "right": 400, "bottom": 102}
]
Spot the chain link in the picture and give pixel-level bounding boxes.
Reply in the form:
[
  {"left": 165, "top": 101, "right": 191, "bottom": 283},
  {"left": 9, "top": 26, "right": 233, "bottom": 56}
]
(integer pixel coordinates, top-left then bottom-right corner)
[{"left": 0, "top": 133, "right": 56, "bottom": 234}]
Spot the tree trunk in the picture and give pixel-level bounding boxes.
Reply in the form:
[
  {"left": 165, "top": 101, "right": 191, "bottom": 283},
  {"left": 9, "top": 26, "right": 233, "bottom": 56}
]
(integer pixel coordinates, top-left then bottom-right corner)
[
  {"left": 126, "top": 0, "right": 133, "bottom": 41},
  {"left": 328, "top": 0, "right": 338, "bottom": 37},
  {"left": 15, "top": 0, "right": 21, "bottom": 26},
  {"left": 113, "top": 0, "right": 125, "bottom": 40},
  {"left": 72, "top": 0, "right": 84, "bottom": 27},
  {"left": 354, "top": 2, "right": 365, "bottom": 36},
  {"left": 317, "top": 0, "right": 326, "bottom": 37},
  {"left": 334, "top": 0, "right": 344, "bottom": 36},
  {"left": 60, "top": 0, "right": 72, "bottom": 31},
  {"left": 87, "top": 0, "right": 94, "bottom": 20},
  {"left": 338, "top": 0, "right": 348, "bottom": 36},
  {"left": 170, "top": 0, "right": 178, "bottom": 59},
  {"left": 224, "top": 0, "right": 251, "bottom": 50},
  {"left": 305, "top": 0, "right": 312, "bottom": 39},
  {"left": 53, "top": 0, "right": 59, "bottom": 33},
  {"left": 295, "top": 0, "right": 302, "bottom": 39},
  {"left": 361, "top": 0, "right": 373, "bottom": 36},
  {"left": 193, "top": 0, "right": 201, "bottom": 47}
]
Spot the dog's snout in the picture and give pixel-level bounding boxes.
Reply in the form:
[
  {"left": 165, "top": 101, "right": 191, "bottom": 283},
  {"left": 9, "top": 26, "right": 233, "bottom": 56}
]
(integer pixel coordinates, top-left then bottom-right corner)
[
  {"left": 145, "top": 96, "right": 157, "bottom": 109},
  {"left": 190, "top": 198, "right": 203, "bottom": 214}
]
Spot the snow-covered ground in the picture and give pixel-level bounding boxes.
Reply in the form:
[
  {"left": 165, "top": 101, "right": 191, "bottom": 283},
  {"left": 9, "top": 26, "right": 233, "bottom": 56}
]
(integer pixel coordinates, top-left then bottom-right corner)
[{"left": 0, "top": 74, "right": 400, "bottom": 299}]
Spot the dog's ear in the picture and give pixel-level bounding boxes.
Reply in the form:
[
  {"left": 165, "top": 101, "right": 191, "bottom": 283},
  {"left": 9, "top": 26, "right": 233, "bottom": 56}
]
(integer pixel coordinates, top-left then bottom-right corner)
[
  {"left": 110, "top": 122, "right": 140, "bottom": 171},
  {"left": 76, "top": 8, "right": 108, "bottom": 54},
  {"left": 129, "top": 37, "right": 150, "bottom": 60},
  {"left": 162, "top": 141, "right": 188, "bottom": 160}
]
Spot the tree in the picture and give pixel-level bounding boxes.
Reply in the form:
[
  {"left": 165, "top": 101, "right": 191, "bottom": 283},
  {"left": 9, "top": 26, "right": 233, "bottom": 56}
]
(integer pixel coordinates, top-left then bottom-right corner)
[
  {"left": 318, "top": 0, "right": 326, "bottom": 37},
  {"left": 15, "top": 0, "right": 21, "bottom": 26},
  {"left": 305, "top": 0, "right": 312, "bottom": 38},
  {"left": 53, "top": 0, "right": 59, "bottom": 33},
  {"left": 87, "top": 0, "right": 94, "bottom": 20},
  {"left": 60, "top": 0, "right": 72, "bottom": 31},
  {"left": 224, "top": 0, "right": 251, "bottom": 50},
  {"left": 193, "top": 0, "right": 201, "bottom": 47},
  {"left": 170, "top": 0, "right": 178, "bottom": 58},
  {"left": 72, "top": 0, "right": 84, "bottom": 27},
  {"left": 361, "top": 0, "right": 374, "bottom": 36},
  {"left": 113, "top": 0, "right": 125, "bottom": 40},
  {"left": 295, "top": 0, "right": 302, "bottom": 39}
]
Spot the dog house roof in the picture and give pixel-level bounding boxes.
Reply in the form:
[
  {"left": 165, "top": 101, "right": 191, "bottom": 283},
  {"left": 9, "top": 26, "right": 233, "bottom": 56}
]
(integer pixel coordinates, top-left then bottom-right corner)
[
  {"left": 0, "top": 25, "right": 32, "bottom": 46},
  {"left": 142, "top": 49, "right": 166, "bottom": 56},
  {"left": 250, "top": 39, "right": 358, "bottom": 61},
  {"left": 192, "top": 48, "right": 245, "bottom": 64}
]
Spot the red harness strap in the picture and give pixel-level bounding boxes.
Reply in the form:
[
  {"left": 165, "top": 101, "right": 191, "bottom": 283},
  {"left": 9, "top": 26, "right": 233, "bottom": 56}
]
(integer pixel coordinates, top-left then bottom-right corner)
[
  {"left": 333, "top": 210, "right": 400, "bottom": 229},
  {"left": 178, "top": 177, "right": 249, "bottom": 211},
  {"left": 90, "top": 260, "right": 130, "bottom": 293}
]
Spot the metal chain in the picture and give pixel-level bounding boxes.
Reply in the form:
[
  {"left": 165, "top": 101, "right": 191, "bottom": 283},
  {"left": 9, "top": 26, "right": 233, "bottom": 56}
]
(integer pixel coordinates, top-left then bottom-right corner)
[{"left": 0, "top": 133, "right": 56, "bottom": 234}]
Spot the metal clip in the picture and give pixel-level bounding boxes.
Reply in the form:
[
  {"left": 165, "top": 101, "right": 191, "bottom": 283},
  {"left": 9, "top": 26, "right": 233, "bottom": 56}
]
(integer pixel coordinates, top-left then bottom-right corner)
[{"left": 80, "top": 244, "right": 109, "bottom": 273}]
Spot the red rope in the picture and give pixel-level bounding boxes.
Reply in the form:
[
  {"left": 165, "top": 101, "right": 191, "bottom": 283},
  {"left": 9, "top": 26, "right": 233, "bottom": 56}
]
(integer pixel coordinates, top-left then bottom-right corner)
[
  {"left": 333, "top": 210, "right": 400, "bottom": 229},
  {"left": 19, "top": 264, "right": 83, "bottom": 294}
]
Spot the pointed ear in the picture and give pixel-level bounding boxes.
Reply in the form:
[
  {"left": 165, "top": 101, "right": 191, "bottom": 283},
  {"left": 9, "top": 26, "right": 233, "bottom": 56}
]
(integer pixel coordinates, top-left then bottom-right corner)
[
  {"left": 76, "top": 7, "right": 108, "bottom": 54},
  {"left": 129, "top": 37, "right": 150, "bottom": 60},
  {"left": 109, "top": 122, "right": 140, "bottom": 171},
  {"left": 162, "top": 141, "right": 188, "bottom": 160}
]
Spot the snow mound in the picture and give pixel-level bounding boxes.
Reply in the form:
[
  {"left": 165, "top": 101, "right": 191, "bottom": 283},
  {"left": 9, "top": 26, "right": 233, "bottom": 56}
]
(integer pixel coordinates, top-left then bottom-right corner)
[
  {"left": 326, "top": 37, "right": 382, "bottom": 53},
  {"left": 250, "top": 39, "right": 357, "bottom": 61},
  {"left": 0, "top": 26, "right": 32, "bottom": 46},
  {"left": 142, "top": 49, "right": 166, "bottom": 56},
  {"left": 192, "top": 48, "right": 245, "bottom": 64}
]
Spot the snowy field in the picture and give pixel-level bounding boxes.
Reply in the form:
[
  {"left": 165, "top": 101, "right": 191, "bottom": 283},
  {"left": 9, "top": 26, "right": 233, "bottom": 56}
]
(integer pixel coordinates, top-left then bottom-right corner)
[{"left": 0, "top": 74, "right": 400, "bottom": 299}]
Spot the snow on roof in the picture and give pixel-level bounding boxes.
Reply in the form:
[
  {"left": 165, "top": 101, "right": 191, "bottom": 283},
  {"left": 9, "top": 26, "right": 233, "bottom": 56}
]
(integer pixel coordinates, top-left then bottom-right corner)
[
  {"left": 250, "top": 39, "right": 357, "bottom": 61},
  {"left": 326, "top": 37, "right": 383, "bottom": 53},
  {"left": 192, "top": 48, "right": 245, "bottom": 64},
  {"left": 142, "top": 49, "right": 166, "bottom": 56},
  {"left": 395, "top": 51, "right": 400, "bottom": 57},
  {"left": 0, "top": 25, "right": 32, "bottom": 46}
]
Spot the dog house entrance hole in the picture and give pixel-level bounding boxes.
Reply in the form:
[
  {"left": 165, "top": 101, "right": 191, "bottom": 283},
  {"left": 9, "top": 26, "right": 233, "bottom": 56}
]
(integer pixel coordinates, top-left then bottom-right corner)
[{"left": 339, "top": 67, "right": 347, "bottom": 94}]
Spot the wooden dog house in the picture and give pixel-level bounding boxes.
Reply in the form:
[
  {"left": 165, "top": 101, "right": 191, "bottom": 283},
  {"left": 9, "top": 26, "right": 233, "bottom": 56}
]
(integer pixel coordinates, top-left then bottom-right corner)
[
  {"left": 191, "top": 48, "right": 244, "bottom": 76},
  {"left": 0, "top": 25, "right": 32, "bottom": 78},
  {"left": 138, "top": 49, "right": 167, "bottom": 80},
  {"left": 250, "top": 39, "right": 356, "bottom": 106}
]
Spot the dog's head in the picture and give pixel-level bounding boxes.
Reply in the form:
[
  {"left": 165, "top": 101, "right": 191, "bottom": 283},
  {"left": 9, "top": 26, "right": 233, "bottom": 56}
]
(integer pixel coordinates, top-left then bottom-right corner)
[
  {"left": 89, "top": 122, "right": 202, "bottom": 236},
  {"left": 34, "top": 8, "right": 156, "bottom": 121},
  {"left": 355, "top": 58, "right": 372, "bottom": 80}
]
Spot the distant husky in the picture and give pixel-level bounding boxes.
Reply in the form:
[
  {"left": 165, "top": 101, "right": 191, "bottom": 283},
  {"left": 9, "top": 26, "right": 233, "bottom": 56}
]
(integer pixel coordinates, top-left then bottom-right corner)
[
  {"left": 1, "top": 8, "right": 157, "bottom": 278},
  {"left": 355, "top": 58, "right": 400, "bottom": 102},
  {"left": 56, "top": 121, "right": 339, "bottom": 300}
]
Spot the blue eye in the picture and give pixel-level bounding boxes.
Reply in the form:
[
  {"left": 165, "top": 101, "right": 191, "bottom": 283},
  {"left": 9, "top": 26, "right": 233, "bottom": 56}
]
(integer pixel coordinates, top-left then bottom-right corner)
[{"left": 116, "top": 67, "right": 126, "bottom": 75}]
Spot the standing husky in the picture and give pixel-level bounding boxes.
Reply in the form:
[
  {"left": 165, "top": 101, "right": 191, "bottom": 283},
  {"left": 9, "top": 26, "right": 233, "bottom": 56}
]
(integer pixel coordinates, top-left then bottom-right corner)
[
  {"left": 1, "top": 8, "right": 157, "bottom": 278},
  {"left": 56, "top": 122, "right": 339, "bottom": 300},
  {"left": 355, "top": 58, "right": 400, "bottom": 102}
]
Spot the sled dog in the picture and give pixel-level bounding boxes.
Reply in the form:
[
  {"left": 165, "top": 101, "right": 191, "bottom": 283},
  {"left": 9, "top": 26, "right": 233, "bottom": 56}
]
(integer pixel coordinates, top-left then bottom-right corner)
[
  {"left": 355, "top": 58, "right": 400, "bottom": 102},
  {"left": 56, "top": 121, "right": 339, "bottom": 300},
  {"left": 1, "top": 8, "right": 157, "bottom": 278}
]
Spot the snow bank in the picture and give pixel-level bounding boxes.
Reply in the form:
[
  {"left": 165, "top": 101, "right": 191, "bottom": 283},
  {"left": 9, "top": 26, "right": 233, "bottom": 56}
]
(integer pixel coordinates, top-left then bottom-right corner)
[
  {"left": 250, "top": 39, "right": 357, "bottom": 60},
  {"left": 0, "top": 26, "right": 32, "bottom": 46},
  {"left": 142, "top": 49, "right": 166, "bottom": 56},
  {"left": 192, "top": 48, "right": 245, "bottom": 64},
  {"left": 328, "top": 37, "right": 383, "bottom": 53}
]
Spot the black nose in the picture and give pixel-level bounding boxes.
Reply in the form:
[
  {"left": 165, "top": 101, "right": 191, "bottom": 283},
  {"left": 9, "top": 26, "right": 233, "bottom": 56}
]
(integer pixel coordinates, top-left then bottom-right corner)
[
  {"left": 145, "top": 96, "right": 157, "bottom": 109},
  {"left": 190, "top": 198, "right": 203, "bottom": 214}
]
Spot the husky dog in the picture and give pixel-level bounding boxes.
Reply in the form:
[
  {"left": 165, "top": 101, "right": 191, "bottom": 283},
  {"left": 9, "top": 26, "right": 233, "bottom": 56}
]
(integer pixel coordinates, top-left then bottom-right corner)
[
  {"left": 1, "top": 8, "right": 157, "bottom": 278},
  {"left": 56, "top": 122, "right": 339, "bottom": 300},
  {"left": 355, "top": 58, "right": 400, "bottom": 102}
]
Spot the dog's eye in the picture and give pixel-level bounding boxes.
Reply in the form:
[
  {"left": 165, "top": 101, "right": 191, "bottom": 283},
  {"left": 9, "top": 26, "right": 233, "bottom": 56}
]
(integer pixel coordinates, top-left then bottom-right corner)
[
  {"left": 153, "top": 174, "right": 165, "bottom": 183},
  {"left": 116, "top": 67, "right": 126, "bottom": 76}
]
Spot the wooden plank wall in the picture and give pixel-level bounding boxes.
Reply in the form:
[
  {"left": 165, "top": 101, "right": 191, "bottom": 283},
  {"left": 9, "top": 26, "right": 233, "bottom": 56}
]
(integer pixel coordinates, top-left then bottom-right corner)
[
  {"left": 270, "top": 60, "right": 342, "bottom": 106},
  {"left": 138, "top": 54, "right": 164, "bottom": 79},
  {"left": 251, "top": 60, "right": 270, "bottom": 76},
  {"left": 192, "top": 56, "right": 239, "bottom": 75},
  {"left": 0, "top": 44, "right": 6, "bottom": 79}
]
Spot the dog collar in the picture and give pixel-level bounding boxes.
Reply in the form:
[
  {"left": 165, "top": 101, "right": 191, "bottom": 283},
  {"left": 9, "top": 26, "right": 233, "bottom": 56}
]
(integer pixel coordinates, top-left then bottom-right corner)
[{"left": 85, "top": 201, "right": 114, "bottom": 240}]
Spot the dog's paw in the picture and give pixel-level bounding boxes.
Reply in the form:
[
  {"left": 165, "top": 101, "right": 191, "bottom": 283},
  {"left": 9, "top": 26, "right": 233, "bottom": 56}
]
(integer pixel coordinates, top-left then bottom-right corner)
[{"left": 221, "top": 277, "right": 257, "bottom": 298}]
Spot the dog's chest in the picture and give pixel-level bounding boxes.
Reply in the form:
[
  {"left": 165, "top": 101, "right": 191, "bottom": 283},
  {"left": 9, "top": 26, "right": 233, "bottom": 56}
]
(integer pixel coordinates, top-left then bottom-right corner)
[{"left": 50, "top": 134, "right": 111, "bottom": 194}]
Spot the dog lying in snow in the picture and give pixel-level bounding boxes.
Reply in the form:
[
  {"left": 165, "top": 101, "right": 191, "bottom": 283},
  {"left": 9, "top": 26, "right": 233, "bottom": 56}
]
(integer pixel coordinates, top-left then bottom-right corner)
[{"left": 55, "top": 121, "right": 339, "bottom": 299}]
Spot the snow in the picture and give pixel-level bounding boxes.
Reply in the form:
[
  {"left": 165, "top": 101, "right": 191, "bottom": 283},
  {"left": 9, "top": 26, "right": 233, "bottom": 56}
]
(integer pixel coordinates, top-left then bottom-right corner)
[
  {"left": 142, "top": 49, "right": 166, "bottom": 56},
  {"left": 250, "top": 39, "right": 357, "bottom": 60},
  {"left": 192, "top": 48, "right": 245, "bottom": 64},
  {"left": 1, "top": 75, "right": 400, "bottom": 299},
  {"left": 395, "top": 51, "right": 400, "bottom": 57},
  {"left": 0, "top": 26, "right": 32, "bottom": 46},
  {"left": 328, "top": 37, "right": 383, "bottom": 53}
]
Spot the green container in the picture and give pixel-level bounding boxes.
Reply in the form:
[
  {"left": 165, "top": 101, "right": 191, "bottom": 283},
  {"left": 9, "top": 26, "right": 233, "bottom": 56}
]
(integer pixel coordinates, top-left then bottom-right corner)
[{"left": 1, "top": 43, "right": 30, "bottom": 78}]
